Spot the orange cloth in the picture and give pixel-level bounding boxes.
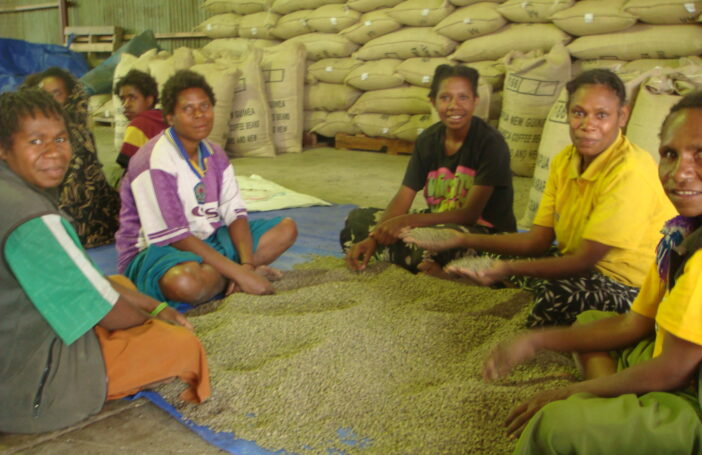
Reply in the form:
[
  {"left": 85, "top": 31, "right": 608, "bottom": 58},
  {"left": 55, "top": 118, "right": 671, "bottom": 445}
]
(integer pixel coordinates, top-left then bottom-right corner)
[{"left": 94, "top": 319, "right": 210, "bottom": 403}]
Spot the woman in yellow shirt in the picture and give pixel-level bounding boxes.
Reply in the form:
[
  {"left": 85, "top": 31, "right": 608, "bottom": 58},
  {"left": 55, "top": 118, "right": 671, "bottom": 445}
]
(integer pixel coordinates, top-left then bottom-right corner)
[
  {"left": 481, "top": 91, "right": 702, "bottom": 455},
  {"left": 403, "top": 69, "right": 676, "bottom": 327}
]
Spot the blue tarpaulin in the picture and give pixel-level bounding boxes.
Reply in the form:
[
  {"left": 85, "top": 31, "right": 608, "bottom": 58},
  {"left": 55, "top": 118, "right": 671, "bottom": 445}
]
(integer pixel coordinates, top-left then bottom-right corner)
[{"left": 0, "top": 37, "right": 89, "bottom": 93}]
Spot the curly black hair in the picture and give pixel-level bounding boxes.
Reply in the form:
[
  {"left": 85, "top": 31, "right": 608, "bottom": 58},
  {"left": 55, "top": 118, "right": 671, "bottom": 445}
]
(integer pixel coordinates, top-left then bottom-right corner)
[
  {"left": 660, "top": 90, "right": 702, "bottom": 138},
  {"left": 566, "top": 69, "right": 627, "bottom": 107},
  {"left": 0, "top": 89, "right": 68, "bottom": 152},
  {"left": 26, "top": 67, "right": 78, "bottom": 95},
  {"left": 114, "top": 69, "right": 159, "bottom": 106},
  {"left": 160, "top": 69, "right": 216, "bottom": 117},
  {"left": 428, "top": 64, "right": 480, "bottom": 99}
]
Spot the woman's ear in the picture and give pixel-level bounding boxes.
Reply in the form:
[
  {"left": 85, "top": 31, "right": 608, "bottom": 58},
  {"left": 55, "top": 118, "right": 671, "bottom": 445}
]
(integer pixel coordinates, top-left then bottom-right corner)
[
  {"left": 165, "top": 113, "right": 174, "bottom": 126},
  {"left": 618, "top": 104, "right": 631, "bottom": 128}
]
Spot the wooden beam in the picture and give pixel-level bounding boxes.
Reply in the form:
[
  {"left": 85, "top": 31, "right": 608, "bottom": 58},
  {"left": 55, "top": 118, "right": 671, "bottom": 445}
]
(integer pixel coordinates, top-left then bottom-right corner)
[
  {"left": 0, "top": 2, "right": 59, "bottom": 13},
  {"left": 58, "top": 0, "right": 68, "bottom": 42},
  {"left": 123, "top": 32, "right": 208, "bottom": 40}
]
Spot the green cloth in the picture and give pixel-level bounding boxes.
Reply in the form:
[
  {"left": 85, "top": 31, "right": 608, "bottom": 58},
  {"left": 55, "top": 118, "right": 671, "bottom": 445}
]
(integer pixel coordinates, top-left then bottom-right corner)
[
  {"left": 514, "top": 310, "right": 702, "bottom": 455},
  {"left": 5, "top": 215, "right": 116, "bottom": 345}
]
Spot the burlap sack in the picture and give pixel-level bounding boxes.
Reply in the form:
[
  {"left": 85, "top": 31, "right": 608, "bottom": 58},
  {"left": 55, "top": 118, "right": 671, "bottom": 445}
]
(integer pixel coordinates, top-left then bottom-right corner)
[
  {"left": 518, "top": 87, "right": 570, "bottom": 229},
  {"left": 434, "top": 3, "right": 507, "bottom": 41},
  {"left": 311, "top": 111, "right": 360, "bottom": 136},
  {"left": 287, "top": 33, "right": 359, "bottom": 60},
  {"left": 550, "top": 0, "right": 636, "bottom": 36},
  {"left": 145, "top": 48, "right": 196, "bottom": 94},
  {"left": 353, "top": 113, "right": 411, "bottom": 137},
  {"left": 194, "top": 13, "right": 242, "bottom": 38},
  {"left": 389, "top": 113, "right": 432, "bottom": 141},
  {"left": 451, "top": 24, "right": 571, "bottom": 62},
  {"left": 387, "top": 0, "right": 455, "bottom": 26},
  {"left": 345, "top": 59, "right": 405, "bottom": 90},
  {"left": 202, "top": 0, "right": 238, "bottom": 14},
  {"left": 261, "top": 42, "right": 307, "bottom": 153},
  {"left": 627, "top": 68, "right": 702, "bottom": 161},
  {"left": 355, "top": 27, "right": 457, "bottom": 60},
  {"left": 238, "top": 11, "right": 280, "bottom": 39},
  {"left": 339, "top": 9, "right": 402, "bottom": 44},
  {"left": 624, "top": 0, "right": 702, "bottom": 24},
  {"left": 308, "top": 4, "right": 361, "bottom": 33},
  {"left": 307, "top": 58, "right": 364, "bottom": 84},
  {"left": 348, "top": 85, "right": 432, "bottom": 114},
  {"left": 193, "top": 49, "right": 211, "bottom": 64},
  {"left": 347, "top": 0, "right": 403, "bottom": 12},
  {"left": 202, "top": 38, "right": 280, "bottom": 59},
  {"left": 622, "top": 59, "right": 681, "bottom": 74},
  {"left": 489, "top": 89, "right": 502, "bottom": 126},
  {"left": 304, "top": 110, "right": 328, "bottom": 130},
  {"left": 475, "top": 80, "right": 491, "bottom": 120},
  {"left": 272, "top": 10, "right": 314, "bottom": 39},
  {"left": 497, "top": 0, "right": 574, "bottom": 23},
  {"left": 394, "top": 57, "right": 452, "bottom": 87},
  {"left": 271, "top": 0, "right": 345, "bottom": 15},
  {"left": 469, "top": 59, "right": 506, "bottom": 89},
  {"left": 498, "top": 44, "right": 572, "bottom": 176},
  {"left": 449, "top": 0, "right": 503, "bottom": 5},
  {"left": 217, "top": 48, "right": 277, "bottom": 157},
  {"left": 571, "top": 59, "right": 627, "bottom": 75},
  {"left": 305, "top": 82, "right": 363, "bottom": 111},
  {"left": 204, "top": 0, "right": 271, "bottom": 15},
  {"left": 190, "top": 63, "right": 241, "bottom": 148},
  {"left": 567, "top": 24, "right": 702, "bottom": 60}
]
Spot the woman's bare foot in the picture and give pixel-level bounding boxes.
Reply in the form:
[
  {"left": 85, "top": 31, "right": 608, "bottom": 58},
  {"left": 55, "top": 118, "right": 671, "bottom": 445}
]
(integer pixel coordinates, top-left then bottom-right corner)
[{"left": 255, "top": 265, "right": 283, "bottom": 281}]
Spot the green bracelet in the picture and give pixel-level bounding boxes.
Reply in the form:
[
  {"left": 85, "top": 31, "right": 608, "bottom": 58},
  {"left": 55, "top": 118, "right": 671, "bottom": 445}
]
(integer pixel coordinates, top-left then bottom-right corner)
[{"left": 150, "top": 302, "right": 169, "bottom": 317}]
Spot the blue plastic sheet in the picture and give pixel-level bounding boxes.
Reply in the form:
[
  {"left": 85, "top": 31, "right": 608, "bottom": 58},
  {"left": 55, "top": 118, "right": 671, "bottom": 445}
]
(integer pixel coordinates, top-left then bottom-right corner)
[{"left": 0, "top": 37, "right": 89, "bottom": 93}]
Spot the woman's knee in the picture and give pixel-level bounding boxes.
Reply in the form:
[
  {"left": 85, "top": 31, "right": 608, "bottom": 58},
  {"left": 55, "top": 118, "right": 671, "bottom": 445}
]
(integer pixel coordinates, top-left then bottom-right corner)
[
  {"left": 159, "top": 261, "right": 224, "bottom": 304},
  {"left": 277, "top": 217, "right": 298, "bottom": 246}
]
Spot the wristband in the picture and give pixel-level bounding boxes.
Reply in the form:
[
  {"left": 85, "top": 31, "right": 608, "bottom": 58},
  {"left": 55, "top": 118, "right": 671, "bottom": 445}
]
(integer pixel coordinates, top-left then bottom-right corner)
[{"left": 150, "top": 302, "right": 169, "bottom": 317}]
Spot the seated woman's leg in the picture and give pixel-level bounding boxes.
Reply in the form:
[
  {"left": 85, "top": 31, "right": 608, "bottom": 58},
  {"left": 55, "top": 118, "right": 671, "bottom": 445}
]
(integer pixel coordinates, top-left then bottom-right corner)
[
  {"left": 159, "top": 261, "right": 226, "bottom": 305},
  {"left": 525, "top": 272, "right": 639, "bottom": 328},
  {"left": 514, "top": 391, "right": 702, "bottom": 455},
  {"left": 252, "top": 217, "right": 297, "bottom": 265},
  {"left": 95, "top": 319, "right": 210, "bottom": 403},
  {"left": 340, "top": 207, "right": 383, "bottom": 251}
]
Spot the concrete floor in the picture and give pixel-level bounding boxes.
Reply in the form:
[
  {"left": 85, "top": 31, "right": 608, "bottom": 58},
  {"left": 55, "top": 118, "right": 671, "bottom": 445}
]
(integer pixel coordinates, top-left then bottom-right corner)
[{"left": 0, "top": 126, "right": 531, "bottom": 455}]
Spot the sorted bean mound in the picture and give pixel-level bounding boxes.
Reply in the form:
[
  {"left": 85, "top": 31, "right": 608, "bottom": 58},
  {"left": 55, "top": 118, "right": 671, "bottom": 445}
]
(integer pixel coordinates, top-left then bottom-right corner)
[
  {"left": 158, "top": 257, "right": 578, "bottom": 454},
  {"left": 446, "top": 255, "right": 494, "bottom": 274}
]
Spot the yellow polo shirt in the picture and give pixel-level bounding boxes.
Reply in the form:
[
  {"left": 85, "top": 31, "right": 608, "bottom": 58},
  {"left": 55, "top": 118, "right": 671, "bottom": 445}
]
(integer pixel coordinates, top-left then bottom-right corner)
[
  {"left": 632, "top": 251, "right": 702, "bottom": 357},
  {"left": 532, "top": 132, "right": 676, "bottom": 287}
]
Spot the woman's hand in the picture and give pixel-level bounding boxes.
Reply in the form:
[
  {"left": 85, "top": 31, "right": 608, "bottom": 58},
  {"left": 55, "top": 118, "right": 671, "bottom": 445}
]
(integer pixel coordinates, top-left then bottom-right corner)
[
  {"left": 446, "top": 259, "right": 512, "bottom": 286},
  {"left": 400, "top": 227, "right": 467, "bottom": 251},
  {"left": 372, "top": 214, "right": 417, "bottom": 245},
  {"left": 232, "top": 267, "right": 274, "bottom": 295},
  {"left": 157, "top": 306, "right": 193, "bottom": 330},
  {"left": 483, "top": 333, "right": 539, "bottom": 381},
  {"left": 345, "top": 237, "right": 378, "bottom": 271},
  {"left": 504, "top": 388, "right": 572, "bottom": 439}
]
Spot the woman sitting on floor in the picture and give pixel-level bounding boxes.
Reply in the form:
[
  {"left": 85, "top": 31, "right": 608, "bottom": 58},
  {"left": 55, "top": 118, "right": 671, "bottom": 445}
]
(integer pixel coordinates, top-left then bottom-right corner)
[
  {"left": 25, "top": 67, "right": 121, "bottom": 248},
  {"left": 116, "top": 70, "right": 297, "bottom": 308},
  {"left": 483, "top": 90, "right": 702, "bottom": 455},
  {"left": 342, "top": 64, "right": 516, "bottom": 274},
  {"left": 403, "top": 69, "right": 676, "bottom": 327},
  {"left": 0, "top": 89, "right": 209, "bottom": 434}
]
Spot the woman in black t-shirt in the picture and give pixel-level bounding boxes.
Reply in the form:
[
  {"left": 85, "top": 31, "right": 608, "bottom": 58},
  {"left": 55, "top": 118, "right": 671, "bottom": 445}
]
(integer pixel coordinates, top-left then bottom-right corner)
[{"left": 341, "top": 64, "right": 516, "bottom": 274}]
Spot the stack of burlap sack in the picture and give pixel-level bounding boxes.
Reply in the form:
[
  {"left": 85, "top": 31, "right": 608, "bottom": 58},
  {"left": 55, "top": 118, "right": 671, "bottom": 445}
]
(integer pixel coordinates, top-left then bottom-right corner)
[{"left": 100, "top": 0, "right": 702, "bottom": 215}]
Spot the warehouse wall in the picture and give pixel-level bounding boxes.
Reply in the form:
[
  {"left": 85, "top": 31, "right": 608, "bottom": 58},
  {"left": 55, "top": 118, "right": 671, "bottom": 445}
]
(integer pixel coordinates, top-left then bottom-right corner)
[{"left": 0, "top": 0, "right": 209, "bottom": 51}]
